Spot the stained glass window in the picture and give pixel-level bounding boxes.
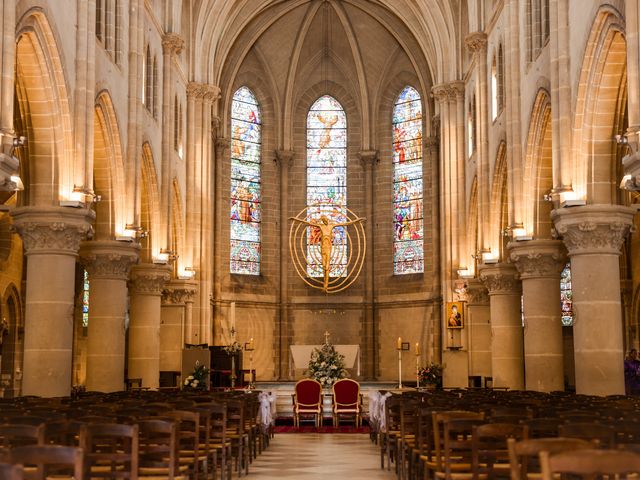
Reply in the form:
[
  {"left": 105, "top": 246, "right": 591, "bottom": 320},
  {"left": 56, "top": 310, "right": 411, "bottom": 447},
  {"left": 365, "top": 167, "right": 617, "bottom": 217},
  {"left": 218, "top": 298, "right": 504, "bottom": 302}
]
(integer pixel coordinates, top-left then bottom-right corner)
[
  {"left": 306, "top": 95, "right": 347, "bottom": 278},
  {"left": 82, "top": 269, "right": 89, "bottom": 328},
  {"left": 393, "top": 86, "right": 424, "bottom": 274},
  {"left": 230, "top": 86, "right": 261, "bottom": 275},
  {"left": 560, "top": 261, "right": 574, "bottom": 326}
]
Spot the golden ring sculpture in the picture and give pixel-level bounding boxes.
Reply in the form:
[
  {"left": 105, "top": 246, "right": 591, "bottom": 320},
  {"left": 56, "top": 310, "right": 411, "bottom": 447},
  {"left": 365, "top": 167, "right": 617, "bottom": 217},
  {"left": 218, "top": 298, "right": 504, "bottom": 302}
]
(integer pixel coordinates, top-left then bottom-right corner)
[{"left": 289, "top": 207, "right": 366, "bottom": 294}]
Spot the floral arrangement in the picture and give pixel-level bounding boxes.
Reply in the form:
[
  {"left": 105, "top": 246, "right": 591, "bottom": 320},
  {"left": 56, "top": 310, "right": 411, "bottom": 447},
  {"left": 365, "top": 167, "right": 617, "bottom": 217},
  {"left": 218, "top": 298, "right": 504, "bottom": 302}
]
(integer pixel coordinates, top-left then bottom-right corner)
[
  {"left": 306, "top": 342, "right": 348, "bottom": 387},
  {"left": 418, "top": 363, "right": 443, "bottom": 386},
  {"left": 183, "top": 361, "right": 209, "bottom": 390},
  {"left": 223, "top": 341, "right": 243, "bottom": 355}
]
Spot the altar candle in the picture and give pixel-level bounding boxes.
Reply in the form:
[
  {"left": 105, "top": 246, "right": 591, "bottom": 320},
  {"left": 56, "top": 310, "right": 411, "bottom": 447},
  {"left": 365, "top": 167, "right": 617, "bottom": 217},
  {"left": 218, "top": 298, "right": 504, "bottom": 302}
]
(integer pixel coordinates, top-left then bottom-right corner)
[
  {"left": 249, "top": 338, "right": 254, "bottom": 350},
  {"left": 397, "top": 337, "right": 402, "bottom": 350},
  {"left": 230, "top": 302, "right": 236, "bottom": 330},
  {"left": 415, "top": 343, "right": 420, "bottom": 355}
]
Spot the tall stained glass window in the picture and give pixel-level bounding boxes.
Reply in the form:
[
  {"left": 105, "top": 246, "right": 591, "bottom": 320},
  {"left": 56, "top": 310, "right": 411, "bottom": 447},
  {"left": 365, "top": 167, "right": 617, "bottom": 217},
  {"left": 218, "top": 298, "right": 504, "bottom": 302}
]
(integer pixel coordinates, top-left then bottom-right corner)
[
  {"left": 560, "top": 262, "right": 574, "bottom": 326},
  {"left": 306, "top": 95, "right": 347, "bottom": 278},
  {"left": 230, "top": 86, "right": 261, "bottom": 275},
  {"left": 82, "top": 270, "right": 89, "bottom": 328},
  {"left": 393, "top": 86, "right": 424, "bottom": 274}
]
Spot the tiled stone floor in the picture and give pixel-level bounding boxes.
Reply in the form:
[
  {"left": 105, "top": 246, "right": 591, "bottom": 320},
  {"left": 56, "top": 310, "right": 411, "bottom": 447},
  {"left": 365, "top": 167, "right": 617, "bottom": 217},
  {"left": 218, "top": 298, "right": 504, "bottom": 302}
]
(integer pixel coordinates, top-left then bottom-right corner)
[{"left": 248, "top": 433, "right": 397, "bottom": 479}]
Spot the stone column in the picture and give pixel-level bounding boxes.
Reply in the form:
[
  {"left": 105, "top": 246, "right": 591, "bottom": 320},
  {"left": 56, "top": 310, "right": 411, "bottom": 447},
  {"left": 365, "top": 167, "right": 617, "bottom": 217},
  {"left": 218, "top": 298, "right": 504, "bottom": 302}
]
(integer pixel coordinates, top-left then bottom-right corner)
[
  {"left": 160, "top": 280, "right": 197, "bottom": 374},
  {"left": 509, "top": 240, "right": 566, "bottom": 392},
  {"left": 552, "top": 205, "right": 635, "bottom": 395},
  {"left": 275, "top": 149, "right": 293, "bottom": 380},
  {"left": 479, "top": 263, "right": 524, "bottom": 389},
  {"left": 128, "top": 263, "right": 171, "bottom": 389},
  {"left": 359, "top": 150, "right": 377, "bottom": 380},
  {"left": 622, "top": 0, "right": 640, "bottom": 189},
  {"left": 0, "top": 0, "right": 16, "bottom": 163},
  {"left": 11, "top": 206, "right": 94, "bottom": 397},
  {"left": 79, "top": 240, "right": 139, "bottom": 392},
  {"left": 465, "top": 279, "right": 491, "bottom": 379}
]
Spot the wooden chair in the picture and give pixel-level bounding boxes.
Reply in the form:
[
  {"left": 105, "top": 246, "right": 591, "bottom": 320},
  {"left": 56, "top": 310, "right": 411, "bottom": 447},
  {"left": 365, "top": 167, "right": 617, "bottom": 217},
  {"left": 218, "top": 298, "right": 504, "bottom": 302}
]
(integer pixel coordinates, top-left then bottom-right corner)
[
  {"left": 291, "top": 379, "right": 323, "bottom": 428},
  {"left": 540, "top": 448, "right": 640, "bottom": 479},
  {"left": 204, "top": 403, "right": 231, "bottom": 480},
  {"left": 137, "top": 419, "right": 187, "bottom": 480},
  {"left": 226, "top": 399, "right": 249, "bottom": 476},
  {"left": 0, "top": 463, "right": 22, "bottom": 480},
  {"left": 558, "top": 422, "right": 616, "bottom": 448},
  {"left": 507, "top": 437, "right": 593, "bottom": 480},
  {"left": 164, "top": 410, "right": 207, "bottom": 480},
  {"left": 44, "top": 419, "right": 84, "bottom": 446},
  {"left": 331, "top": 379, "right": 362, "bottom": 427},
  {"left": 0, "top": 424, "right": 45, "bottom": 448},
  {"left": 522, "top": 418, "right": 560, "bottom": 439},
  {"left": 472, "top": 423, "right": 528, "bottom": 479},
  {"left": 432, "top": 412, "right": 485, "bottom": 480},
  {"left": 80, "top": 422, "right": 139, "bottom": 480},
  {"left": 9, "top": 444, "right": 85, "bottom": 480}
]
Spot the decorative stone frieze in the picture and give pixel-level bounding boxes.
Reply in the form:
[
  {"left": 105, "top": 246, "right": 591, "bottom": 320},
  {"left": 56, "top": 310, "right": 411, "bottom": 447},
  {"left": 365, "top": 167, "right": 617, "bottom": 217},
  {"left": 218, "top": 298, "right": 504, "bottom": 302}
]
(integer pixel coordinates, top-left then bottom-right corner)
[
  {"left": 79, "top": 240, "right": 140, "bottom": 280},
  {"left": 508, "top": 239, "right": 567, "bottom": 279},
  {"left": 129, "top": 264, "right": 171, "bottom": 296},
  {"left": 465, "top": 31, "right": 488, "bottom": 54},
  {"left": 551, "top": 205, "right": 636, "bottom": 256},
  {"left": 162, "top": 280, "right": 198, "bottom": 305},
  {"left": 11, "top": 206, "right": 95, "bottom": 256},
  {"left": 479, "top": 263, "right": 521, "bottom": 295}
]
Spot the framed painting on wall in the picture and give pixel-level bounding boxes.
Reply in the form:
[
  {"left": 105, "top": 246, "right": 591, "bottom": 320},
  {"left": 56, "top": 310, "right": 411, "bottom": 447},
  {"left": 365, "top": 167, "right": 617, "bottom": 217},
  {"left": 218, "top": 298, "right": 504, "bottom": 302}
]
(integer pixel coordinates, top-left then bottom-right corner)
[{"left": 446, "top": 301, "right": 464, "bottom": 329}]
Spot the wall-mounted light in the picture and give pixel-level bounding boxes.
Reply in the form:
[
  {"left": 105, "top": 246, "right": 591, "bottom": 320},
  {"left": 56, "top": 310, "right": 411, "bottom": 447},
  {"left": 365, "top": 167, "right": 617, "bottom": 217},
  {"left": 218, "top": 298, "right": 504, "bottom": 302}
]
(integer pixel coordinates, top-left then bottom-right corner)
[
  {"left": 456, "top": 268, "right": 474, "bottom": 279},
  {"left": 481, "top": 249, "right": 498, "bottom": 264},
  {"left": 178, "top": 266, "right": 196, "bottom": 280}
]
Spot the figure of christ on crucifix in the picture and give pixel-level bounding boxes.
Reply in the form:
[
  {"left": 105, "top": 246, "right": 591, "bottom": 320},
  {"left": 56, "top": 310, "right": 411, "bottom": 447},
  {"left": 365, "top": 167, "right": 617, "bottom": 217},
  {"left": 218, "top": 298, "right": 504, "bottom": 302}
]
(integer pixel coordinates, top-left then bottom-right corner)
[{"left": 289, "top": 214, "right": 365, "bottom": 292}]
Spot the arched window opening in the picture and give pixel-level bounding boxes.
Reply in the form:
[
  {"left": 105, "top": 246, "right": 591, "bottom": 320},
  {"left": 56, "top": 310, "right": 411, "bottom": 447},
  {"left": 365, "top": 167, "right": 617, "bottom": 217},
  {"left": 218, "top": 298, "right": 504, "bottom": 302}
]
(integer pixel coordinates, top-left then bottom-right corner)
[
  {"left": 467, "top": 95, "right": 476, "bottom": 157},
  {"left": 306, "top": 95, "right": 347, "bottom": 278},
  {"left": 560, "top": 262, "right": 574, "bottom": 326},
  {"left": 491, "top": 55, "right": 498, "bottom": 121},
  {"left": 393, "top": 86, "right": 424, "bottom": 274},
  {"left": 230, "top": 87, "right": 262, "bottom": 275}
]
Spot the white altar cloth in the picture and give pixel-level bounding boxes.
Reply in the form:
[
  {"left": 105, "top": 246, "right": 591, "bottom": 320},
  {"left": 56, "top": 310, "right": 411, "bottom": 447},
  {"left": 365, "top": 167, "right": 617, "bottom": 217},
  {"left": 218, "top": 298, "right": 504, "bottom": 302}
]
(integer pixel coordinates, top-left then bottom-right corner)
[{"left": 289, "top": 345, "right": 361, "bottom": 377}]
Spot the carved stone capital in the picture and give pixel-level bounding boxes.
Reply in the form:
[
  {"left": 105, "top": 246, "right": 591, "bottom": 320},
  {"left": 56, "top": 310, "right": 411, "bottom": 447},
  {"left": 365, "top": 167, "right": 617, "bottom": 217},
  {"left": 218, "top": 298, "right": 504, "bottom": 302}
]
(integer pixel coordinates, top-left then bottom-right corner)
[
  {"left": 274, "top": 149, "right": 295, "bottom": 168},
  {"left": 162, "top": 33, "right": 185, "bottom": 55},
  {"left": 465, "top": 278, "right": 490, "bottom": 305},
  {"left": 162, "top": 279, "right": 198, "bottom": 305},
  {"left": 431, "top": 81, "right": 465, "bottom": 103},
  {"left": 129, "top": 264, "right": 171, "bottom": 296},
  {"left": 465, "top": 31, "right": 488, "bottom": 54},
  {"left": 479, "top": 263, "right": 521, "bottom": 296},
  {"left": 216, "top": 138, "right": 230, "bottom": 156},
  {"left": 508, "top": 239, "right": 567, "bottom": 279},
  {"left": 79, "top": 240, "right": 140, "bottom": 281},
  {"left": 551, "top": 205, "right": 636, "bottom": 256},
  {"left": 203, "top": 85, "right": 221, "bottom": 103},
  {"left": 186, "top": 82, "right": 206, "bottom": 99},
  {"left": 358, "top": 150, "right": 378, "bottom": 169},
  {"left": 11, "top": 206, "right": 95, "bottom": 256}
]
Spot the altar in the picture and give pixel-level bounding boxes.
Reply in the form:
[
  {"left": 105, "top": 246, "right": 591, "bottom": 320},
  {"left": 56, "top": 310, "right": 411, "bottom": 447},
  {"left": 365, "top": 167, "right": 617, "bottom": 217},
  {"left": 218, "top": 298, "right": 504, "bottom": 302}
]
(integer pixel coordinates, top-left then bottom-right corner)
[{"left": 289, "top": 345, "right": 361, "bottom": 378}]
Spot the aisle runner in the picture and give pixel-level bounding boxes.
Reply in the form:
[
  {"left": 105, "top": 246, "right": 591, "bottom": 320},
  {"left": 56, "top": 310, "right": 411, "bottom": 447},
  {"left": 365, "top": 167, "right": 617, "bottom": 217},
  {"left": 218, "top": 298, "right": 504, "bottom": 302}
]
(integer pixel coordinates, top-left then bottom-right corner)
[{"left": 274, "top": 425, "right": 371, "bottom": 434}]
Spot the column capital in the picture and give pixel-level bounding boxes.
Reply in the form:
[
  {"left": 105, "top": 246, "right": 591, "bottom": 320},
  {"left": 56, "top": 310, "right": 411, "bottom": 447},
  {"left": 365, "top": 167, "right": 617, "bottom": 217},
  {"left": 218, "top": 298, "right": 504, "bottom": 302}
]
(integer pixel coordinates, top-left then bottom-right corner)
[
  {"left": 275, "top": 149, "right": 295, "bottom": 168},
  {"left": 479, "top": 263, "right": 521, "bottom": 295},
  {"left": 216, "top": 137, "right": 230, "bottom": 156},
  {"left": 551, "top": 204, "right": 636, "bottom": 256},
  {"left": 465, "top": 31, "right": 488, "bottom": 54},
  {"left": 358, "top": 150, "right": 378, "bottom": 168},
  {"left": 79, "top": 240, "right": 140, "bottom": 280},
  {"left": 11, "top": 206, "right": 95, "bottom": 256},
  {"left": 203, "top": 85, "right": 222, "bottom": 103},
  {"left": 162, "top": 279, "right": 198, "bottom": 305},
  {"left": 129, "top": 264, "right": 171, "bottom": 296},
  {"left": 508, "top": 239, "right": 567, "bottom": 279},
  {"left": 161, "top": 33, "right": 185, "bottom": 55},
  {"left": 187, "top": 82, "right": 207, "bottom": 99},
  {"left": 464, "top": 278, "right": 490, "bottom": 305},
  {"left": 431, "top": 81, "right": 465, "bottom": 103}
]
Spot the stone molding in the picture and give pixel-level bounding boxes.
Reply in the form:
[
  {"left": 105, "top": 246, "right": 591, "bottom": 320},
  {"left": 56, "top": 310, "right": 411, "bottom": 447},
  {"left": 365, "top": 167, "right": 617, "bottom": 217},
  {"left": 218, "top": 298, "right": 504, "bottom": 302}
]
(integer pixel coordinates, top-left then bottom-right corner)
[
  {"left": 11, "top": 206, "right": 95, "bottom": 256},
  {"left": 216, "top": 137, "right": 230, "bottom": 156},
  {"left": 508, "top": 239, "right": 567, "bottom": 279},
  {"left": 187, "top": 82, "right": 221, "bottom": 102},
  {"left": 465, "top": 31, "right": 488, "bottom": 54},
  {"left": 275, "top": 149, "right": 295, "bottom": 168},
  {"left": 431, "top": 81, "right": 465, "bottom": 103},
  {"left": 129, "top": 264, "right": 171, "bottom": 296},
  {"left": 79, "top": 240, "right": 140, "bottom": 281},
  {"left": 465, "top": 279, "right": 490, "bottom": 305},
  {"left": 358, "top": 150, "right": 378, "bottom": 168},
  {"left": 162, "top": 33, "right": 185, "bottom": 55},
  {"left": 162, "top": 279, "right": 198, "bottom": 305},
  {"left": 551, "top": 205, "right": 636, "bottom": 256},
  {"left": 479, "top": 263, "right": 521, "bottom": 295}
]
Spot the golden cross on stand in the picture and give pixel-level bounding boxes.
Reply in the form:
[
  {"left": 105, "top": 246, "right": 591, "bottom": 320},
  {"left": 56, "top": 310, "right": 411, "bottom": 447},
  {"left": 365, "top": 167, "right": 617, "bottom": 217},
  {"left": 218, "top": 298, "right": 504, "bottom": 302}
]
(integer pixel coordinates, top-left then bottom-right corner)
[{"left": 324, "top": 330, "right": 331, "bottom": 345}]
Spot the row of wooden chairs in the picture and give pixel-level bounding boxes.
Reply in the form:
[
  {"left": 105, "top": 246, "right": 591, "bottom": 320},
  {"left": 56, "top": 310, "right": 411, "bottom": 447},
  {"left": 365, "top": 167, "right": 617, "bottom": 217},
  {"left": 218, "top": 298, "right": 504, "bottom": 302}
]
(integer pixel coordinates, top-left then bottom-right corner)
[
  {"left": 0, "top": 389, "right": 270, "bottom": 480},
  {"left": 377, "top": 389, "right": 640, "bottom": 480}
]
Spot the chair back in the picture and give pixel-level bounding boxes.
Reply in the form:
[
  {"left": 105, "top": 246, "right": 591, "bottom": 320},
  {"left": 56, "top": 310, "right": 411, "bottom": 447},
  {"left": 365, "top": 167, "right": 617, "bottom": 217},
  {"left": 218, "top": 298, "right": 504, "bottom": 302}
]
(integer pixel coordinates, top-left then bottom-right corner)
[
  {"left": 0, "top": 424, "right": 44, "bottom": 448},
  {"left": 9, "top": 444, "right": 85, "bottom": 480},
  {"left": 0, "top": 462, "right": 22, "bottom": 480},
  {"left": 295, "top": 379, "right": 322, "bottom": 407},
  {"left": 540, "top": 448, "right": 640, "bottom": 479},
  {"left": 507, "top": 437, "right": 593, "bottom": 480},
  {"left": 332, "top": 379, "right": 359, "bottom": 408},
  {"left": 558, "top": 422, "right": 616, "bottom": 448},
  {"left": 80, "top": 423, "right": 139, "bottom": 480}
]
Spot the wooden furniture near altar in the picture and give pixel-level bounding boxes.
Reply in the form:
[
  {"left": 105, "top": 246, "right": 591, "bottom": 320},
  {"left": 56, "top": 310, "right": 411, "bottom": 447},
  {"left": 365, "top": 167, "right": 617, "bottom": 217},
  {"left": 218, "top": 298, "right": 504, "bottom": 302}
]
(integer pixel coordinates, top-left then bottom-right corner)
[
  {"left": 181, "top": 347, "right": 210, "bottom": 389},
  {"left": 209, "top": 346, "right": 243, "bottom": 388},
  {"left": 331, "top": 378, "right": 362, "bottom": 427},
  {"left": 289, "top": 344, "right": 361, "bottom": 378},
  {"left": 291, "top": 379, "right": 323, "bottom": 427}
]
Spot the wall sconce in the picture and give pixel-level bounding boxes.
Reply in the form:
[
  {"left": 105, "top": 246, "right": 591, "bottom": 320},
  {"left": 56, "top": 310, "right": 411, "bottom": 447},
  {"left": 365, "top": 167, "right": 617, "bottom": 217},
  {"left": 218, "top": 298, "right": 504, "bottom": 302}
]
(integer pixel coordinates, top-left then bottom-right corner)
[
  {"left": 178, "top": 266, "right": 196, "bottom": 280},
  {"left": 456, "top": 268, "right": 474, "bottom": 279},
  {"left": 480, "top": 249, "right": 498, "bottom": 264}
]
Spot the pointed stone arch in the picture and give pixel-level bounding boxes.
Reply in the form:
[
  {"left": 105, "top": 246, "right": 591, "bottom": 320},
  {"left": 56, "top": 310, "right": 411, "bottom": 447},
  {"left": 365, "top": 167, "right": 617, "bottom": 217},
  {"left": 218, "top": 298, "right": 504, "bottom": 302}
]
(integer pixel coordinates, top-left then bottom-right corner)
[
  {"left": 171, "top": 178, "right": 185, "bottom": 273},
  {"left": 467, "top": 176, "right": 478, "bottom": 273},
  {"left": 571, "top": 6, "right": 627, "bottom": 203},
  {"left": 0, "top": 284, "right": 22, "bottom": 397},
  {"left": 14, "top": 9, "right": 74, "bottom": 205},
  {"left": 140, "top": 143, "right": 161, "bottom": 262},
  {"left": 489, "top": 142, "right": 508, "bottom": 259},
  {"left": 93, "top": 91, "right": 126, "bottom": 239}
]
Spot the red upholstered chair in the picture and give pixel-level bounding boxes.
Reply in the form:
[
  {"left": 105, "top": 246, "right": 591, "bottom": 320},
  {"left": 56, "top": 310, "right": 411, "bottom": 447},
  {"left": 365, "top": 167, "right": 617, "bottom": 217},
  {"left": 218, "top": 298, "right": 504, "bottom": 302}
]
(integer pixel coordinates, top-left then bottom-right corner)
[
  {"left": 332, "top": 379, "right": 362, "bottom": 427},
  {"left": 292, "top": 379, "right": 323, "bottom": 427}
]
